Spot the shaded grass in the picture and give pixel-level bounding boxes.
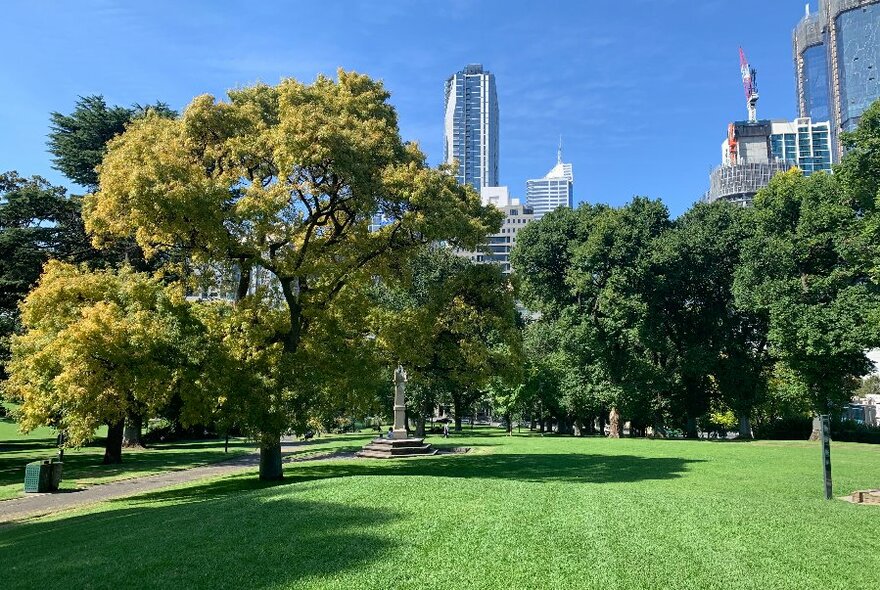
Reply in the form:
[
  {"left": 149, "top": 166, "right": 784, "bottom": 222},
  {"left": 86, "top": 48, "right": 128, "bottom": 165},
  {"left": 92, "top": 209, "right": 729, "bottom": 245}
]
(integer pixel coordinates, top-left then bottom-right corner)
[
  {"left": 0, "top": 406, "right": 256, "bottom": 500},
  {"left": 1, "top": 432, "right": 879, "bottom": 589}
]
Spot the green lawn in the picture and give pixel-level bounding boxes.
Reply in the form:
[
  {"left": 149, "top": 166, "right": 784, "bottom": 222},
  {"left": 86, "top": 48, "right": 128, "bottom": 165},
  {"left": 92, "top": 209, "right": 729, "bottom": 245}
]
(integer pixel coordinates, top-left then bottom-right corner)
[
  {"left": 1, "top": 432, "right": 878, "bottom": 589},
  {"left": 0, "top": 408, "right": 255, "bottom": 500}
]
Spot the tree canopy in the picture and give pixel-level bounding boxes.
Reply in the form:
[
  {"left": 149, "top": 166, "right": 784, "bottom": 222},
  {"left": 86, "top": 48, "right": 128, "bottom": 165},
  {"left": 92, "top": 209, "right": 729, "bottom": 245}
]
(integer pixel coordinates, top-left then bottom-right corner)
[{"left": 48, "top": 95, "right": 176, "bottom": 190}]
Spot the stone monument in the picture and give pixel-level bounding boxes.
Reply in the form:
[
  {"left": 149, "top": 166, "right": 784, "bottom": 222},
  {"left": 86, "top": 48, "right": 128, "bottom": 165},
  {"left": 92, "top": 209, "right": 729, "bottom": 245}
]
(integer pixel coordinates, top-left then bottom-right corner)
[
  {"left": 391, "top": 365, "right": 409, "bottom": 440},
  {"left": 356, "top": 365, "right": 437, "bottom": 459}
]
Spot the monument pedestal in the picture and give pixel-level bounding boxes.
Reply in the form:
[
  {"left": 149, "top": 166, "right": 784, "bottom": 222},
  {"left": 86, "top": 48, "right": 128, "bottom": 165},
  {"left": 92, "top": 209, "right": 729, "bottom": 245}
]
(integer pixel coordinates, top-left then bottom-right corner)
[
  {"left": 359, "top": 365, "right": 437, "bottom": 458},
  {"left": 356, "top": 437, "right": 437, "bottom": 459}
]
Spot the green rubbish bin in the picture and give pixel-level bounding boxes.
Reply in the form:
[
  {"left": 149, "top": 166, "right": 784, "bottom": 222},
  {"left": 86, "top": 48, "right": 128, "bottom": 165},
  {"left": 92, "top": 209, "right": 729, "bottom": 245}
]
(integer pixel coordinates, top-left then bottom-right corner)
[
  {"left": 49, "top": 458, "right": 63, "bottom": 490},
  {"left": 24, "top": 460, "right": 51, "bottom": 493},
  {"left": 24, "top": 459, "right": 62, "bottom": 493}
]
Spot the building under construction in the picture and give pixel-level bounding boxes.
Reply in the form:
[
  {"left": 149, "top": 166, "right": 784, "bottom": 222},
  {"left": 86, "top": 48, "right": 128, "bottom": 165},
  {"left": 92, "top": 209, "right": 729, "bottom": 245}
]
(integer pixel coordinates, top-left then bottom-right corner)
[
  {"left": 706, "top": 116, "right": 832, "bottom": 206},
  {"left": 794, "top": 0, "right": 880, "bottom": 161},
  {"left": 705, "top": 48, "right": 832, "bottom": 206},
  {"left": 708, "top": 161, "right": 792, "bottom": 207}
]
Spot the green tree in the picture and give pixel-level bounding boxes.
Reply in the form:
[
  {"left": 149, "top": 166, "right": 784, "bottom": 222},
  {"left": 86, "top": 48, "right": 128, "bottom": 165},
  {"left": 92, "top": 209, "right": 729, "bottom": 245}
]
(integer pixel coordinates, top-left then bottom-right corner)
[
  {"left": 645, "top": 202, "right": 770, "bottom": 438},
  {"left": 4, "top": 262, "right": 211, "bottom": 463},
  {"left": 48, "top": 95, "right": 175, "bottom": 190},
  {"left": 837, "top": 99, "right": 880, "bottom": 281},
  {"left": 0, "top": 173, "right": 97, "bottom": 381},
  {"left": 84, "top": 73, "right": 500, "bottom": 478},
  {"left": 515, "top": 198, "right": 671, "bottom": 436},
  {"left": 735, "top": 169, "right": 880, "bottom": 431},
  {"left": 373, "top": 248, "right": 521, "bottom": 433}
]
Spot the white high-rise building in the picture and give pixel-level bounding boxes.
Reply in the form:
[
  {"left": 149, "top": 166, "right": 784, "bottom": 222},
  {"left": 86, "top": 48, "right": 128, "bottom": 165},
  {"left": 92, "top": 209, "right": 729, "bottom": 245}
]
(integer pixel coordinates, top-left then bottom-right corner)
[
  {"left": 526, "top": 141, "right": 574, "bottom": 219},
  {"left": 453, "top": 186, "right": 536, "bottom": 274},
  {"left": 444, "top": 64, "right": 499, "bottom": 191}
]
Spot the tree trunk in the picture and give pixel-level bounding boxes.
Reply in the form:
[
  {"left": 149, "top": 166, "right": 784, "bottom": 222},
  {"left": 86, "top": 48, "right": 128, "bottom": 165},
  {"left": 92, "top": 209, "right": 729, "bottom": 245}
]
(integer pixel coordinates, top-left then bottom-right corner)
[
  {"left": 585, "top": 418, "right": 595, "bottom": 436},
  {"left": 453, "top": 397, "right": 464, "bottom": 432},
  {"left": 123, "top": 414, "right": 144, "bottom": 448},
  {"left": 808, "top": 416, "right": 821, "bottom": 441},
  {"left": 259, "top": 437, "right": 283, "bottom": 480},
  {"left": 103, "top": 420, "right": 125, "bottom": 464},
  {"left": 416, "top": 415, "right": 426, "bottom": 437},
  {"left": 652, "top": 415, "right": 667, "bottom": 439},
  {"left": 236, "top": 261, "right": 252, "bottom": 301},
  {"left": 737, "top": 411, "right": 753, "bottom": 439},
  {"left": 685, "top": 416, "right": 698, "bottom": 439},
  {"left": 608, "top": 407, "right": 620, "bottom": 439}
]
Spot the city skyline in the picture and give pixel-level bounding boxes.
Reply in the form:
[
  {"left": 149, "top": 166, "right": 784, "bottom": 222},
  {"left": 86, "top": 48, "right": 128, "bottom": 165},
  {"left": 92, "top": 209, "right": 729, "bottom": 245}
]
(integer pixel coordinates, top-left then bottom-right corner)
[{"left": 0, "top": 1, "right": 854, "bottom": 217}]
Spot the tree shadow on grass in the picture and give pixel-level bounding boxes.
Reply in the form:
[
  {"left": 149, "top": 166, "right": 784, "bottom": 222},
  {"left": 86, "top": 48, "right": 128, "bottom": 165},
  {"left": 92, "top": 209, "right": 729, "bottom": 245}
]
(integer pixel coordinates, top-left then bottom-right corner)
[
  {"left": 118, "top": 452, "right": 701, "bottom": 512},
  {"left": 285, "top": 452, "right": 703, "bottom": 486},
  {"left": 0, "top": 487, "right": 397, "bottom": 590}
]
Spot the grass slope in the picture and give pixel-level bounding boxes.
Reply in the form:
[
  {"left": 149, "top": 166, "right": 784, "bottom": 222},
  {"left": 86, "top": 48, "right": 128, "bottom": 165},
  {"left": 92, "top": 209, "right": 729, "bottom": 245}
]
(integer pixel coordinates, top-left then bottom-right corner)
[{"left": 1, "top": 432, "right": 879, "bottom": 589}]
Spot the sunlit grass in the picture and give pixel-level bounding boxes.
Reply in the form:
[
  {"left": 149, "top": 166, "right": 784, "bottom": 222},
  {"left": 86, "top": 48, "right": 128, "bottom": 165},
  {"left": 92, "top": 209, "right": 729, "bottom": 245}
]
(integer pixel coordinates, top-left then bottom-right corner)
[{"left": 1, "top": 431, "right": 878, "bottom": 589}]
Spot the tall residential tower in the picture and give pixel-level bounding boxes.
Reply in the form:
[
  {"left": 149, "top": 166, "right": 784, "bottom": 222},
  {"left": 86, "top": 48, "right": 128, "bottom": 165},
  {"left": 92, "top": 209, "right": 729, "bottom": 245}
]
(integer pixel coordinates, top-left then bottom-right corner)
[{"left": 444, "top": 64, "right": 499, "bottom": 191}]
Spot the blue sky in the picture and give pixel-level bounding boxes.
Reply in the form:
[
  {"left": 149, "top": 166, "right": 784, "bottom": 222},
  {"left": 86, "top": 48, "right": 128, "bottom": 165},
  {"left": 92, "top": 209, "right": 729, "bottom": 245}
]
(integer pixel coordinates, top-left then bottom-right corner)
[{"left": 1, "top": 0, "right": 815, "bottom": 217}]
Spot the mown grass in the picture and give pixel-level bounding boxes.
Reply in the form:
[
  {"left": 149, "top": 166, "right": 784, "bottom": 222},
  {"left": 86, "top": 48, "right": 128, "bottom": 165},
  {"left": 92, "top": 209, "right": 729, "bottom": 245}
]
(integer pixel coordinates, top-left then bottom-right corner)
[
  {"left": 1, "top": 431, "right": 878, "bottom": 589},
  {"left": 0, "top": 405, "right": 255, "bottom": 500}
]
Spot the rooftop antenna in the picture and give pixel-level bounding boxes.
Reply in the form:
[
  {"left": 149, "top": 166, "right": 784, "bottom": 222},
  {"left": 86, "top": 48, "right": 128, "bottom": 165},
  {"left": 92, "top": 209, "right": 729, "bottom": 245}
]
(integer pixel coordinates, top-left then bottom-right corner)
[
  {"left": 805, "top": 3, "right": 810, "bottom": 17},
  {"left": 739, "top": 47, "right": 759, "bottom": 122},
  {"left": 557, "top": 135, "right": 563, "bottom": 165}
]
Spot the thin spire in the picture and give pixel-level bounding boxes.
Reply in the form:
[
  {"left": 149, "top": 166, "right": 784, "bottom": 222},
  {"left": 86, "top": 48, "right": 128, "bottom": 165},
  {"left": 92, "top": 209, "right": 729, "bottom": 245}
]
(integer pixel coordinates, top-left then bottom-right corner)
[{"left": 557, "top": 135, "right": 563, "bottom": 165}]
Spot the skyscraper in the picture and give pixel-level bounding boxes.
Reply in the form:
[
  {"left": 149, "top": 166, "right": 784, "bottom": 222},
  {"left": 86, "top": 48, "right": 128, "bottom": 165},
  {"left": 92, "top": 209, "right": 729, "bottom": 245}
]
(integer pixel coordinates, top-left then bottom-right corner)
[
  {"left": 526, "top": 140, "right": 574, "bottom": 219},
  {"left": 793, "top": 0, "right": 880, "bottom": 160},
  {"left": 793, "top": 5, "right": 830, "bottom": 123},
  {"left": 444, "top": 64, "right": 499, "bottom": 191}
]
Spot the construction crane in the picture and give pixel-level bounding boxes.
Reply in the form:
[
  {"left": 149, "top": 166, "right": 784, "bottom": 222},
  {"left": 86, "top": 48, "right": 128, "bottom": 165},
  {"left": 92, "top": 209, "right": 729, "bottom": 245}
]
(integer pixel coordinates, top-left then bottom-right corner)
[{"left": 739, "top": 47, "right": 759, "bottom": 122}]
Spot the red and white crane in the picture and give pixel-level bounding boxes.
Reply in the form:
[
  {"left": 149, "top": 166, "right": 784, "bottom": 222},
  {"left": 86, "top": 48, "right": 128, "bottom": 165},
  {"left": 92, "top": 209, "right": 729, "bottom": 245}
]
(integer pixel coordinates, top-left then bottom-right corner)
[{"left": 739, "top": 47, "right": 759, "bottom": 122}]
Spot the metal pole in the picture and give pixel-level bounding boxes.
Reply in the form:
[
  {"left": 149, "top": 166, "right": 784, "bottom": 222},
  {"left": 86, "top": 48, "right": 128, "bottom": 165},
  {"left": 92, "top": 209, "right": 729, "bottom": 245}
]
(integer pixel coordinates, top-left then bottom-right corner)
[{"left": 820, "top": 414, "right": 832, "bottom": 500}]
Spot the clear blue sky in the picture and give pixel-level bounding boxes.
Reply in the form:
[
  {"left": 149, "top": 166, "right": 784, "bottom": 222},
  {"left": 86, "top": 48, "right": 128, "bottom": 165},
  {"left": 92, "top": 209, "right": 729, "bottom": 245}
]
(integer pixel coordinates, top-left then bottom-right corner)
[{"left": 1, "top": 0, "right": 815, "bottom": 217}]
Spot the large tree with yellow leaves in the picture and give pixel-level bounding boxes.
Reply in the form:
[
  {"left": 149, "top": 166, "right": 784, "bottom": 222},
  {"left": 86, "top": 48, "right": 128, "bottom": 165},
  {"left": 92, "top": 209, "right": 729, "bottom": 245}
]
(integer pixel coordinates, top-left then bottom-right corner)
[{"left": 83, "top": 71, "right": 500, "bottom": 478}]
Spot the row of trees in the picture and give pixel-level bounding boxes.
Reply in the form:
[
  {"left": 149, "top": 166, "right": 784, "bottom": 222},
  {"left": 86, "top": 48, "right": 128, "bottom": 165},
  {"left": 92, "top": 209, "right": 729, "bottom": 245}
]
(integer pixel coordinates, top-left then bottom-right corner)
[
  {"left": 2, "top": 77, "right": 878, "bottom": 481},
  {"left": 509, "top": 100, "right": 880, "bottom": 439}
]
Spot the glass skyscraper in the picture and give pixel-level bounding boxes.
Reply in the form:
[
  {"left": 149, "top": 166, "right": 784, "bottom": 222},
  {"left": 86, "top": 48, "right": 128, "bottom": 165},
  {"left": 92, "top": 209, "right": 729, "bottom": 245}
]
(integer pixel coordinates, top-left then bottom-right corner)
[
  {"left": 525, "top": 146, "right": 573, "bottom": 219},
  {"left": 828, "top": 0, "right": 880, "bottom": 134},
  {"left": 444, "top": 64, "right": 499, "bottom": 191},
  {"left": 793, "top": 8, "right": 830, "bottom": 122},
  {"left": 793, "top": 1, "right": 880, "bottom": 160}
]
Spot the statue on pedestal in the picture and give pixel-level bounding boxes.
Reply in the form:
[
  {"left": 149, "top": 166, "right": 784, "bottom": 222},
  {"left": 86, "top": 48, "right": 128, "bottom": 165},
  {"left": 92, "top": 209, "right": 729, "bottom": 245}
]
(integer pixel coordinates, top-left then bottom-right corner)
[
  {"left": 356, "top": 364, "right": 438, "bottom": 458},
  {"left": 390, "top": 365, "right": 409, "bottom": 440}
]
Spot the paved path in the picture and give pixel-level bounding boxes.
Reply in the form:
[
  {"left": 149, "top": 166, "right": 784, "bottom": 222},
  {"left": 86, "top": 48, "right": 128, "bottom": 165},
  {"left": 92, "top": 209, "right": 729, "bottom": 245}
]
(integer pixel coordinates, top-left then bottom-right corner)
[{"left": 0, "top": 441, "right": 332, "bottom": 524}]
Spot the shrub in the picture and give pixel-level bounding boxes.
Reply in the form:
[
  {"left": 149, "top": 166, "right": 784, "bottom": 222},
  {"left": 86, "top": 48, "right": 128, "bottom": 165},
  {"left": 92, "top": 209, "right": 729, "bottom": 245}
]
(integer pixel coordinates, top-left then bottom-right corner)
[
  {"left": 831, "top": 420, "right": 880, "bottom": 444},
  {"left": 753, "top": 416, "right": 813, "bottom": 440}
]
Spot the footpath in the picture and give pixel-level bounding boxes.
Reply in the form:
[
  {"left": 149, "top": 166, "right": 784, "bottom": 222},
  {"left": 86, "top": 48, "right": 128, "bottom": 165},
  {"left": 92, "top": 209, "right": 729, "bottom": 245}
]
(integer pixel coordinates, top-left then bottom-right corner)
[{"left": 0, "top": 440, "right": 322, "bottom": 524}]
